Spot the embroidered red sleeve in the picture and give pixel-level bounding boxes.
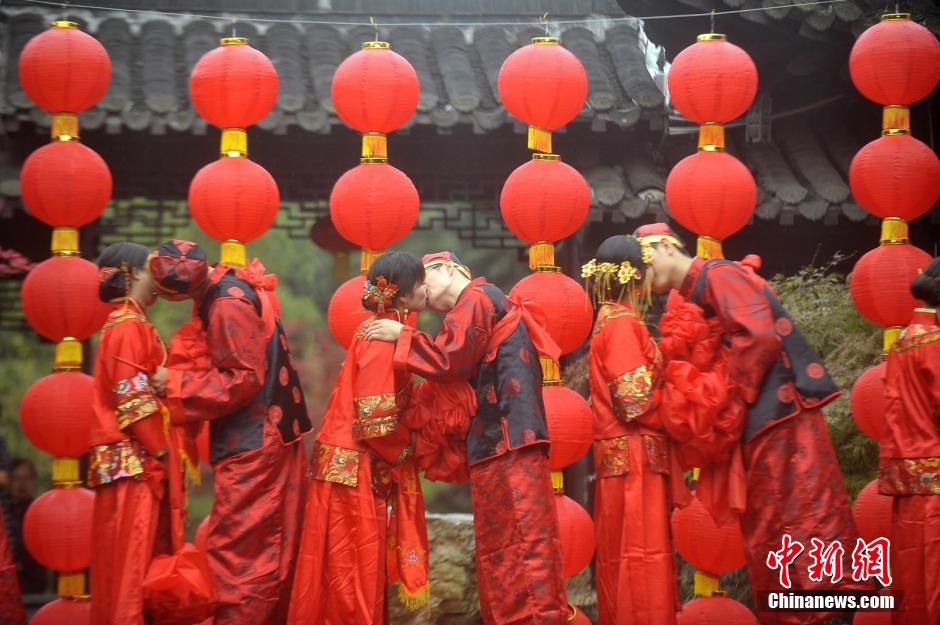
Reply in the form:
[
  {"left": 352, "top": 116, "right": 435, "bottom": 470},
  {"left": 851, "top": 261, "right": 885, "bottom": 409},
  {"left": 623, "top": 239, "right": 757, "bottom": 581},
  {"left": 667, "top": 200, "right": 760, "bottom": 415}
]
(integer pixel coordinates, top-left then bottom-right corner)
[
  {"left": 705, "top": 264, "right": 783, "bottom": 403},
  {"left": 167, "top": 297, "right": 266, "bottom": 422},
  {"left": 393, "top": 290, "right": 491, "bottom": 382},
  {"left": 601, "top": 316, "right": 658, "bottom": 422},
  {"left": 103, "top": 320, "right": 160, "bottom": 430},
  {"left": 353, "top": 338, "right": 412, "bottom": 464}
]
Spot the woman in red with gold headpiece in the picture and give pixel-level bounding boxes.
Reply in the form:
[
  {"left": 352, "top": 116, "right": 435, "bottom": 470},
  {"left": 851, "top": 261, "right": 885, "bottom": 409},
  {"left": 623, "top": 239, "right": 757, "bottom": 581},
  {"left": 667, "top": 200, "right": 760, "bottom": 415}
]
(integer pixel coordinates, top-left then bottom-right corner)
[
  {"left": 88, "top": 242, "right": 173, "bottom": 625},
  {"left": 288, "top": 251, "right": 430, "bottom": 625},
  {"left": 583, "top": 235, "right": 682, "bottom": 625},
  {"left": 880, "top": 256, "right": 940, "bottom": 625}
]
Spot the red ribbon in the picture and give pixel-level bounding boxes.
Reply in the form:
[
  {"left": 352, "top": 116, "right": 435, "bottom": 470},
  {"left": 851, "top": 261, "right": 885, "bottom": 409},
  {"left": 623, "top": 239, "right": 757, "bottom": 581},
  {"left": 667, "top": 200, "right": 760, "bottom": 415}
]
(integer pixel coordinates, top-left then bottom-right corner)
[{"left": 484, "top": 295, "right": 561, "bottom": 364}]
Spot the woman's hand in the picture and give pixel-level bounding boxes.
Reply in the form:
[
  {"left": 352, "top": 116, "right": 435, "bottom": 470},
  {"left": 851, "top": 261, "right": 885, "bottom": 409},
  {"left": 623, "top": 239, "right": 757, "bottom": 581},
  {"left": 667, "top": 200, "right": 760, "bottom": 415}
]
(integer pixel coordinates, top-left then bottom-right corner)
[
  {"left": 364, "top": 319, "right": 404, "bottom": 342},
  {"left": 150, "top": 366, "right": 168, "bottom": 395}
]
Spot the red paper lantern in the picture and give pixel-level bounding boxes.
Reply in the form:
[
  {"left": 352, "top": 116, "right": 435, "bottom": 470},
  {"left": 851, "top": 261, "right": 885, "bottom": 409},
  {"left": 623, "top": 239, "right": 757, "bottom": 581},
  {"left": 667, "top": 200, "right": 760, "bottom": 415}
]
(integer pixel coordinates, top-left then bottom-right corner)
[
  {"left": 849, "top": 243, "right": 932, "bottom": 327},
  {"left": 20, "top": 140, "right": 112, "bottom": 228},
  {"left": 665, "top": 150, "right": 756, "bottom": 240},
  {"left": 667, "top": 35, "right": 758, "bottom": 124},
  {"left": 853, "top": 479, "right": 893, "bottom": 544},
  {"left": 30, "top": 597, "right": 91, "bottom": 625},
  {"left": 331, "top": 43, "right": 420, "bottom": 133},
  {"left": 851, "top": 363, "right": 887, "bottom": 440},
  {"left": 327, "top": 275, "right": 371, "bottom": 349},
  {"left": 543, "top": 386, "right": 593, "bottom": 470},
  {"left": 329, "top": 163, "right": 420, "bottom": 250},
  {"left": 189, "top": 157, "right": 280, "bottom": 243},
  {"left": 510, "top": 272, "right": 592, "bottom": 356},
  {"left": 671, "top": 494, "right": 746, "bottom": 576},
  {"left": 327, "top": 275, "right": 417, "bottom": 348},
  {"left": 498, "top": 39, "right": 588, "bottom": 131},
  {"left": 849, "top": 134, "right": 940, "bottom": 221},
  {"left": 21, "top": 256, "right": 110, "bottom": 341},
  {"left": 849, "top": 14, "right": 940, "bottom": 106},
  {"left": 500, "top": 156, "right": 590, "bottom": 245},
  {"left": 20, "top": 372, "right": 94, "bottom": 458},
  {"left": 18, "top": 21, "right": 110, "bottom": 113},
  {"left": 23, "top": 487, "right": 94, "bottom": 572},
  {"left": 676, "top": 596, "right": 758, "bottom": 625},
  {"left": 189, "top": 38, "right": 278, "bottom": 128},
  {"left": 555, "top": 493, "right": 595, "bottom": 577}
]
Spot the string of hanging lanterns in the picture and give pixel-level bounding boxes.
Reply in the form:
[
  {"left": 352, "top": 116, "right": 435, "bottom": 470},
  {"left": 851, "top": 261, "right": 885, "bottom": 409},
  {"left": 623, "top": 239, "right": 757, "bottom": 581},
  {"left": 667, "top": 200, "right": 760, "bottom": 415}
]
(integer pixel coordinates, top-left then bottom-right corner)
[
  {"left": 325, "top": 39, "right": 421, "bottom": 348},
  {"left": 16, "top": 19, "right": 114, "bottom": 622},
  {"left": 845, "top": 11, "right": 940, "bottom": 446},
  {"left": 664, "top": 31, "right": 758, "bottom": 260},
  {"left": 188, "top": 36, "right": 280, "bottom": 268},
  {"left": 495, "top": 33, "right": 597, "bottom": 601},
  {"left": 660, "top": 26, "right": 760, "bottom": 618}
]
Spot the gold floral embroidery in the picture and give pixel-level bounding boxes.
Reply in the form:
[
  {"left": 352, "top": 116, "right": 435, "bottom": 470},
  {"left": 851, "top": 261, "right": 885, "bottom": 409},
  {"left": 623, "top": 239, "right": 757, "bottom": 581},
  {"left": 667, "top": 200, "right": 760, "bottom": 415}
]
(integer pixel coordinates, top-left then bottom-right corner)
[
  {"left": 609, "top": 365, "right": 654, "bottom": 421},
  {"left": 879, "top": 457, "right": 940, "bottom": 495},
  {"left": 594, "top": 435, "right": 629, "bottom": 478},
  {"left": 354, "top": 316, "right": 378, "bottom": 338},
  {"left": 891, "top": 326, "right": 940, "bottom": 353},
  {"left": 113, "top": 372, "right": 160, "bottom": 429},
  {"left": 643, "top": 435, "right": 670, "bottom": 475},
  {"left": 313, "top": 441, "right": 360, "bottom": 487},
  {"left": 353, "top": 386, "right": 410, "bottom": 439},
  {"left": 592, "top": 303, "right": 638, "bottom": 335},
  {"left": 88, "top": 439, "right": 146, "bottom": 487}
]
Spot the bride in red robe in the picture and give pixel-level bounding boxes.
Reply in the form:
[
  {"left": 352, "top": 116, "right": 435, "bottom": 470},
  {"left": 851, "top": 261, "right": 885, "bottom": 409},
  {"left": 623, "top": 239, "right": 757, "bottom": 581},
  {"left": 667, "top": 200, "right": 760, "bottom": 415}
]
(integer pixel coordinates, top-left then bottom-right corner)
[
  {"left": 89, "top": 242, "right": 173, "bottom": 625},
  {"left": 582, "top": 235, "right": 683, "bottom": 625},
  {"left": 287, "top": 251, "right": 430, "bottom": 625},
  {"left": 880, "top": 256, "right": 940, "bottom": 625}
]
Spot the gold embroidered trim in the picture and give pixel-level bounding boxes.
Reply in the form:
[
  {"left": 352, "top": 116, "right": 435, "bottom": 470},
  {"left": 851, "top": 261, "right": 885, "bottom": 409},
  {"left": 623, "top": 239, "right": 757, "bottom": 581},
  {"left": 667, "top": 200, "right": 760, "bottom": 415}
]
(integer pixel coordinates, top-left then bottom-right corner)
[
  {"left": 879, "top": 456, "right": 940, "bottom": 495},
  {"left": 88, "top": 439, "right": 145, "bottom": 487},
  {"left": 353, "top": 386, "right": 410, "bottom": 439},
  {"left": 609, "top": 364, "right": 654, "bottom": 421},
  {"left": 113, "top": 372, "right": 160, "bottom": 429},
  {"left": 643, "top": 435, "right": 670, "bottom": 475},
  {"left": 891, "top": 327, "right": 940, "bottom": 353},
  {"left": 313, "top": 441, "right": 359, "bottom": 487},
  {"left": 354, "top": 315, "right": 378, "bottom": 338},
  {"left": 592, "top": 302, "right": 638, "bottom": 335},
  {"left": 103, "top": 309, "right": 146, "bottom": 328},
  {"left": 594, "top": 435, "right": 629, "bottom": 478}
]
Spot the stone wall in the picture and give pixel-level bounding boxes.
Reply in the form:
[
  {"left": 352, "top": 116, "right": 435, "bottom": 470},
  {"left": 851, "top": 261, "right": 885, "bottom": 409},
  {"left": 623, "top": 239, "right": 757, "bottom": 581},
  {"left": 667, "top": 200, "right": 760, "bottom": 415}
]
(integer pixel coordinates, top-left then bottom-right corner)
[{"left": 389, "top": 513, "right": 598, "bottom": 624}]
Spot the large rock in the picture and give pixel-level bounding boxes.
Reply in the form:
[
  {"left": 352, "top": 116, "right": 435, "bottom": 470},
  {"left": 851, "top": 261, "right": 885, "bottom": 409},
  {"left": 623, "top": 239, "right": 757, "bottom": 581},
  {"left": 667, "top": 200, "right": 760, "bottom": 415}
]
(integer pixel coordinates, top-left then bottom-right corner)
[{"left": 389, "top": 513, "right": 598, "bottom": 624}]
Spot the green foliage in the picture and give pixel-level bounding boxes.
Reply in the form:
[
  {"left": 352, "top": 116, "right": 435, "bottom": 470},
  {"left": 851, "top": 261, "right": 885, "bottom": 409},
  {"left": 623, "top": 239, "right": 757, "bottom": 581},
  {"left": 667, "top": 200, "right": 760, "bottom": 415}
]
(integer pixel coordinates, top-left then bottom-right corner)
[
  {"left": 0, "top": 332, "right": 54, "bottom": 486},
  {"left": 770, "top": 255, "right": 883, "bottom": 499}
]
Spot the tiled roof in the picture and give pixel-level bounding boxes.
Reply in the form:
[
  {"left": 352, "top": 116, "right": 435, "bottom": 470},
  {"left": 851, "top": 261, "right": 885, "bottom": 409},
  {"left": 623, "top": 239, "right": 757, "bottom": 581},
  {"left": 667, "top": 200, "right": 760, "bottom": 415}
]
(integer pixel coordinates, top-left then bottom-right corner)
[{"left": 1, "top": 9, "right": 668, "bottom": 135}]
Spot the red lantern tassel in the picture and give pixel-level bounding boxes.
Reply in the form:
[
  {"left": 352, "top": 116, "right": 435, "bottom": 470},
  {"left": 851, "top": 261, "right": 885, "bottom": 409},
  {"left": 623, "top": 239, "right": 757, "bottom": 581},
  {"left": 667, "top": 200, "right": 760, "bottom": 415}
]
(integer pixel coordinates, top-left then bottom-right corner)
[
  {"left": 527, "top": 126, "right": 553, "bottom": 153},
  {"left": 883, "top": 326, "right": 902, "bottom": 353},
  {"left": 360, "top": 248, "right": 384, "bottom": 273},
  {"left": 696, "top": 236, "right": 724, "bottom": 260},
  {"left": 529, "top": 241, "right": 555, "bottom": 270},
  {"left": 220, "top": 240, "right": 246, "bottom": 268},
  {"left": 694, "top": 571, "right": 720, "bottom": 597},
  {"left": 57, "top": 572, "right": 85, "bottom": 597}
]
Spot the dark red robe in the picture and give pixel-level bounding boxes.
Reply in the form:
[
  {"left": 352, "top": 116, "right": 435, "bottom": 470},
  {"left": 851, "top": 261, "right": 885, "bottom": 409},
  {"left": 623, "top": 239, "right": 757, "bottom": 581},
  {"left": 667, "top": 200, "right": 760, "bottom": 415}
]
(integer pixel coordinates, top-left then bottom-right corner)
[
  {"left": 165, "top": 262, "right": 310, "bottom": 625},
  {"left": 589, "top": 302, "right": 679, "bottom": 625},
  {"left": 680, "top": 258, "right": 863, "bottom": 625},
  {"left": 393, "top": 277, "right": 568, "bottom": 625},
  {"left": 89, "top": 300, "right": 172, "bottom": 625},
  {"left": 879, "top": 308, "right": 940, "bottom": 625}
]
